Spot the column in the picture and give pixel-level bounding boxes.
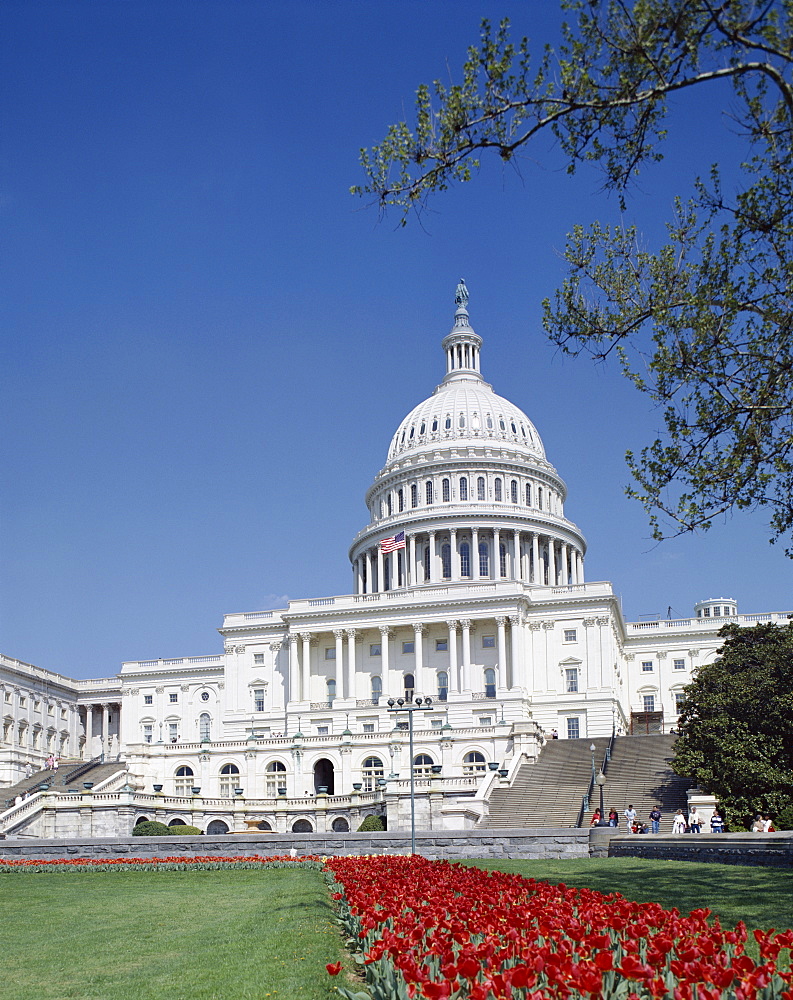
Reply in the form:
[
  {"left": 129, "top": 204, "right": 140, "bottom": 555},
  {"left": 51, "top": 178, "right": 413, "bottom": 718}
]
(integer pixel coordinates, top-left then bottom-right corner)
[
  {"left": 450, "top": 528, "right": 458, "bottom": 582},
  {"left": 301, "top": 633, "right": 312, "bottom": 702},
  {"left": 85, "top": 705, "right": 94, "bottom": 757},
  {"left": 493, "top": 529, "right": 501, "bottom": 579},
  {"left": 496, "top": 616, "right": 508, "bottom": 690},
  {"left": 577, "top": 550, "right": 584, "bottom": 584},
  {"left": 428, "top": 531, "right": 436, "bottom": 583},
  {"left": 377, "top": 544, "right": 384, "bottom": 594},
  {"left": 345, "top": 629, "right": 356, "bottom": 700},
  {"left": 531, "top": 532, "right": 539, "bottom": 585},
  {"left": 472, "top": 527, "right": 480, "bottom": 581},
  {"left": 560, "top": 543, "right": 569, "bottom": 586},
  {"left": 447, "top": 620, "right": 459, "bottom": 693},
  {"left": 355, "top": 558, "right": 363, "bottom": 595},
  {"left": 413, "top": 624, "right": 424, "bottom": 697},
  {"left": 547, "top": 537, "right": 556, "bottom": 586},
  {"left": 379, "top": 626, "right": 391, "bottom": 695},
  {"left": 460, "top": 619, "right": 472, "bottom": 692},
  {"left": 509, "top": 615, "right": 522, "bottom": 689},
  {"left": 408, "top": 533, "right": 416, "bottom": 587},
  {"left": 102, "top": 704, "right": 110, "bottom": 753},
  {"left": 513, "top": 529, "right": 521, "bottom": 581},
  {"left": 365, "top": 549, "right": 373, "bottom": 594},
  {"left": 289, "top": 635, "right": 300, "bottom": 703},
  {"left": 330, "top": 630, "right": 343, "bottom": 701}
]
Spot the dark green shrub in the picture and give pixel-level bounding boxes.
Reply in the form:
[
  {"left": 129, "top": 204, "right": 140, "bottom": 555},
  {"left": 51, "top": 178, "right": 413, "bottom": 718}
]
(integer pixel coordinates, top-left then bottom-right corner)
[
  {"left": 165, "top": 824, "right": 202, "bottom": 836},
  {"left": 131, "top": 820, "right": 171, "bottom": 837},
  {"left": 357, "top": 814, "right": 385, "bottom": 832},
  {"left": 774, "top": 803, "right": 793, "bottom": 830}
]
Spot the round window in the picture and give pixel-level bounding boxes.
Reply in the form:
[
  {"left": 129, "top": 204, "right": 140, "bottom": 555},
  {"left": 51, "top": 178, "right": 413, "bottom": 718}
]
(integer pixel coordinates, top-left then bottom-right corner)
[{"left": 201, "top": 691, "right": 210, "bottom": 701}]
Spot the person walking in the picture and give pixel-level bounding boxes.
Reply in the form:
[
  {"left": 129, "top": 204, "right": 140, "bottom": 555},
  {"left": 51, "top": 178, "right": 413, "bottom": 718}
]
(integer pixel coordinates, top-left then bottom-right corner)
[
  {"left": 623, "top": 804, "right": 637, "bottom": 833},
  {"left": 608, "top": 808, "right": 619, "bottom": 827},
  {"left": 672, "top": 809, "right": 687, "bottom": 834},
  {"left": 649, "top": 805, "right": 662, "bottom": 834},
  {"left": 710, "top": 810, "right": 724, "bottom": 833},
  {"left": 24, "top": 762, "right": 34, "bottom": 779},
  {"left": 687, "top": 806, "right": 702, "bottom": 833}
]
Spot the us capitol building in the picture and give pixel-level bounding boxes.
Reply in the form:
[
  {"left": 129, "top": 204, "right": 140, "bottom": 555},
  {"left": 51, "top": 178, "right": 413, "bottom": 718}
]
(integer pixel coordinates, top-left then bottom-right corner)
[{"left": 1, "top": 284, "right": 784, "bottom": 837}]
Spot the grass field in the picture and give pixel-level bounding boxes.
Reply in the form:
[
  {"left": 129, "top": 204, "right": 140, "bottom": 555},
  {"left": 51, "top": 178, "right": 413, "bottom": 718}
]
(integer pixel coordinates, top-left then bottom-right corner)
[
  {"left": 1, "top": 868, "right": 345, "bottom": 1000},
  {"left": 469, "top": 857, "right": 793, "bottom": 944}
]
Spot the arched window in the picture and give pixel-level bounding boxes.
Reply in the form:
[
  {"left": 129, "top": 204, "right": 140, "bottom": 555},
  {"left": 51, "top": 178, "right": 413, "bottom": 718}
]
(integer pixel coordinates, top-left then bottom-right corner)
[
  {"left": 378, "top": 499, "right": 383, "bottom": 518},
  {"left": 426, "top": 481, "right": 434, "bottom": 505},
  {"left": 500, "top": 543, "right": 507, "bottom": 578},
  {"left": 413, "top": 753, "right": 434, "bottom": 776},
  {"left": 403, "top": 673, "right": 415, "bottom": 701},
  {"left": 219, "top": 763, "right": 240, "bottom": 798},
  {"left": 207, "top": 819, "right": 229, "bottom": 835},
  {"left": 486, "top": 414, "right": 493, "bottom": 430},
  {"left": 511, "top": 480, "right": 518, "bottom": 504},
  {"left": 371, "top": 675, "right": 382, "bottom": 704},
  {"left": 409, "top": 425, "right": 415, "bottom": 440},
  {"left": 437, "top": 671, "right": 448, "bottom": 701},
  {"left": 411, "top": 483, "right": 418, "bottom": 508},
  {"left": 458, "top": 412, "right": 466, "bottom": 428},
  {"left": 499, "top": 417, "right": 506, "bottom": 431},
  {"left": 265, "top": 760, "right": 287, "bottom": 797},
  {"left": 459, "top": 476, "right": 468, "bottom": 501},
  {"left": 386, "top": 494, "right": 392, "bottom": 516},
  {"left": 460, "top": 541, "right": 471, "bottom": 578},
  {"left": 199, "top": 713, "right": 211, "bottom": 742},
  {"left": 479, "top": 542, "right": 489, "bottom": 577},
  {"left": 441, "top": 543, "right": 451, "bottom": 579},
  {"left": 398, "top": 488, "right": 404, "bottom": 512},
  {"left": 384, "top": 554, "right": 391, "bottom": 591},
  {"left": 525, "top": 483, "right": 532, "bottom": 506},
  {"left": 538, "top": 487, "right": 543, "bottom": 510},
  {"left": 494, "top": 478, "right": 503, "bottom": 502},
  {"left": 174, "top": 765, "right": 194, "bottom": 796},
  {"left": 442, "top": 478, "right": 450, "bottom": 502},
  {"left": 423, "top": 545, "right": 431, "bottom": 581},
  {"left": 444, "top": 414, "right": 452, "bottom": 430},
  {"left": 326, "top": 678, "right": 336, "bottom": 702},
  {"left": 484, "top": 668, "right": 496, "bottom": 698},
  {"left": 292, "top": 819, "right": 313, "bottom": 833},
  {"left": 432, "top": 417, "right": 438, "bottom": 432},
  {"left": 420, "top": 421, "right": 426, "bottom": 435},
  {"left": 463, "top": 751, "right": 487, "bottom": 775},
  {"left": 332, "top": 816, "right": 350, "bottom": 832},
  {"left": 477, "top": 476, "right": 486, "bottom": 501},
  {"left": 362, "top": 756, "right": 384, "bottom": 791}
]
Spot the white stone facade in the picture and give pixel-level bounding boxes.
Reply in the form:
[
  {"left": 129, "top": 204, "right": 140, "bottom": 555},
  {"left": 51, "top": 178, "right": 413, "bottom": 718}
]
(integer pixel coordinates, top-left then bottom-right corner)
[{"left": 2, "top": 286, "right": 789, "bottom": 835}]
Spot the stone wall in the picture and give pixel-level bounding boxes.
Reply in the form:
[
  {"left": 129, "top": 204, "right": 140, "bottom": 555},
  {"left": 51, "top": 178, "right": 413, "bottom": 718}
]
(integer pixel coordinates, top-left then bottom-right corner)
[
  {"left": 0, "top": 826, "right": 590, "bottom": 861},
  {"left": 606, "top": 831, "right": 793, "bottom": 868}
]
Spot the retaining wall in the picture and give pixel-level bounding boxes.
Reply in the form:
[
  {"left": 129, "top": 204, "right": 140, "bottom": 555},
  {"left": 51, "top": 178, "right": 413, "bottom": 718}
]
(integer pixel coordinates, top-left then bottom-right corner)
[
  {"left": 0, "top": 827, "right": 589, "bottom": 861},
  {"left": 606, "top": 831, "right": 793, "bottom": 868}
]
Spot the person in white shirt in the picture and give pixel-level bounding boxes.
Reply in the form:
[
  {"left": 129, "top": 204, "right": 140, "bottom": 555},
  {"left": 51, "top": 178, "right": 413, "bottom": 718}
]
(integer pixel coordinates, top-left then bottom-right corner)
[
  {"left": 687, "top": 807, "right": 702, "bottom": 833},
  {"left": 623, "top": 804, "right": 637, "bottom": 833}
]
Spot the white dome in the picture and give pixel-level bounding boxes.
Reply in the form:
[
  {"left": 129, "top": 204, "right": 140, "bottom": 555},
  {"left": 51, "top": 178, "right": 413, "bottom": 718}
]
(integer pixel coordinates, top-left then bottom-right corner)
[{"left": 387, "top": 379, "right": 546, "bottom": 463}]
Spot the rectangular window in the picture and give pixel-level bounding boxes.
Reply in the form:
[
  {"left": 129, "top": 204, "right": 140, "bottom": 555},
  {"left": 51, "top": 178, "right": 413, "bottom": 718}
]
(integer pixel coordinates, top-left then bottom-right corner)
[
  {"left": 19, "top": 697, "right": 26, "bottom": 708},
  {"left": 675, "top": 692, "right": 686, "bottom": 711},
  {"left": 673, "top": 658, "right": 686, "bottom": 670},
  {"left": 713, "top": 606, "right": 721, "bottom": 617},
  {"left": 369, "top": 643, "right": 381, "bottom": 656},
  {"left": 324, "top": 647, "right": 336, "bottom": 660},
  {"left": 144, "top": 694, "right": 153, "bottom": 705},
  {"left": 563, "top": 629, "right": 577, "bottom": 642},
  {"left": 643, "top": 694, "right": 656, "bottom": 712},
  {"left": 362, "top": 723, "right": 375, "bottom": 733},
  {"left": 169, "top": 692, "right": 178, "bottom": 703},
  {"left": 641, "top": 661, "right": 653, "bottom": 672},
  {"left": 565, "top": 668, "right": 579, "bottom": 693},
  {"left": 317, "top": 726, "right": 329, "bottom": 735},
  {"left": 703, "top": 607, "right": 711, "bottom": 617},
  {"left": 436, "top": 639, "right": 448, "bottom": 651},
  {"left": 430, "top": 719, "right": 443, "bottom": 728},
  {"left": 566, "top": 717, "right": 580, "bottom": 739},
  {"left": 34, "top": 700, "right": 41, "bottom": 711},
  {"left": 482, "top": 635, "right": 495, "bottom": 649},
  {"left": 254, "top": 688, "right": 265, "bottom": 712},
  {"left": 479, "top": 716, "right": 493, "bottom": 727},
  {"left": 168, "top": 723, "right": 178, "bottom": 742},
  {"left": 402, "top": 641, "right": 414, "bottom": 654},
  {"left": 48, "top": 704, "right": 54, "bottom": 715},
  {"left": 396, "top": 721, "right": 409, "bottom": 731},
  {"left": 4, "top": 692, "right": 10, "bottom": 703},
  {"left": 143, "top": 724, "right": 153, "bottom": 744},
  {"left": 254, "top": 653, "right": 265, "bottom": 665},
  {"left": 61, "top": 708, "right": 67, "bottom": 719}
]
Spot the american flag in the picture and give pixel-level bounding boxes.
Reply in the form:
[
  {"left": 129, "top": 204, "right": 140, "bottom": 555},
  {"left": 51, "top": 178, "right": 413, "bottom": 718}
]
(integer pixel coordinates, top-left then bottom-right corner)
[{"left": 380, "top": 531, "right": 405, "bottom": 553}]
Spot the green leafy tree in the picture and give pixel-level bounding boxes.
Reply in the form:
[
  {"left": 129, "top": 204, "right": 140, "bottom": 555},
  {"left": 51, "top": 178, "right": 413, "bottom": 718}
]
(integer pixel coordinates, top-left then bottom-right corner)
[
  {"left": 672, "top": 621, "right": 793, "bottom": 825},
  {"left": 354, "top": 1, "right": 793, "bottom": 551}
]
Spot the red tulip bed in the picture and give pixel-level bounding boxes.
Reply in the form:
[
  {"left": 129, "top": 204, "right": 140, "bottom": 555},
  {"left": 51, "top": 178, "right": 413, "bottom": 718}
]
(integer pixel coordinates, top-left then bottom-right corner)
[{"left": 324, "top": 855, "right": 793, "bottom": 1000}]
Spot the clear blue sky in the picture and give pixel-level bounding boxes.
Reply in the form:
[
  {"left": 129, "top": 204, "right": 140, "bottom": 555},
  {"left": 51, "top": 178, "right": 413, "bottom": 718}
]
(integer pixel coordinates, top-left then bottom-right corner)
[{"left": 2, "top": 1, "right": 789, "bottom": 680}]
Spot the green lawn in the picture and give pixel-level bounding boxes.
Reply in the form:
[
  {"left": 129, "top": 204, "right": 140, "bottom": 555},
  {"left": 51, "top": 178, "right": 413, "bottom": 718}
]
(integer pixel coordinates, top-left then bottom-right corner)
[
  {"left": 468, "top": 857, "right": 793, "bottom": 941},
  {"left": 1, "top": 869, "right": 347, "bottom": 1000}
]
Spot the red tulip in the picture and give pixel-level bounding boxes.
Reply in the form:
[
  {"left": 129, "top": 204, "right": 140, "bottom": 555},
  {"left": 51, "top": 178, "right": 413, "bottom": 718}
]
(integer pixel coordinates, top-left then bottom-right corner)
[{"left": 325, "top": 962, "right": 342, "bottom": 976}]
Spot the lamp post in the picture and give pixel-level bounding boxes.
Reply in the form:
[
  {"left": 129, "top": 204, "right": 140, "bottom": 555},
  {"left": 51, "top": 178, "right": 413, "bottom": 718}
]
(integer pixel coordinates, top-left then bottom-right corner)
[
  {"left": 386, "top": 695, "right": 433, "bottom": 855},
  {"left": 589, "top": 742, "right": 596, "bottom": 781},
  {"left": 595, "top": 770, "right": 607, "bottom": 825}
]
